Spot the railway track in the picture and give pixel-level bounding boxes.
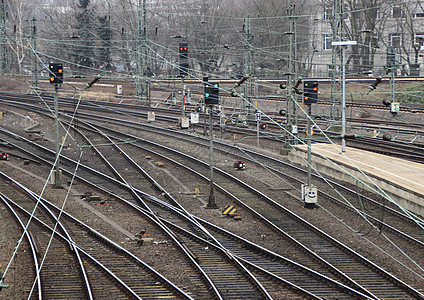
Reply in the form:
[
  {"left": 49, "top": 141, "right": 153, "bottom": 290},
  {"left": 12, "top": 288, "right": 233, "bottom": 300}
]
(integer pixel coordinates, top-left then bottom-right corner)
[
  {"left": 77, "top": 112, "right": 424, "bottom": 290},
  {"left": 0, "top": 92, "right": 424, "bottom": 298},
  {"left": 0, "top": 124, "right": 370, "bottom": 299},
  {"left": 1, "top": 91, "right": 423, "bottom": 165},
  {"left": 0, "top": 172, "right": 192, "bottom": 299},
  {"left": 70, "top": 117, "right": 423, "bottom": 298}
]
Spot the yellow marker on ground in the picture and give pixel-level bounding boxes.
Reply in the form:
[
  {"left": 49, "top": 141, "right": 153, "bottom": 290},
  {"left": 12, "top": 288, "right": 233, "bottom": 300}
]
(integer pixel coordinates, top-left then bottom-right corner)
[{"left": 222, "top": 205, "right": 237, "bottom": 215}]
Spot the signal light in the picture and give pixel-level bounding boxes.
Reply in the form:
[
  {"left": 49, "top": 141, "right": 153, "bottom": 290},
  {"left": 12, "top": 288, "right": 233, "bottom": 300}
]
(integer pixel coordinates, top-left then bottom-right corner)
[
  {"left": 303, "top": 80, "right": 318, "bottom": 104},
  {"left": 204, "top": 82, "right": 219, "bottom": 105},
  {"left": 49, "top": 63, "right": 63, "bottom": 84},
  {"left": 259, "top": 123, "right": 268, "bottom": 130},
  {"left": 179, "top": 42, "right": 188, "bottom": 60},
  {"left": 234, "top": 161, "right": 245, "bottom": 170}
]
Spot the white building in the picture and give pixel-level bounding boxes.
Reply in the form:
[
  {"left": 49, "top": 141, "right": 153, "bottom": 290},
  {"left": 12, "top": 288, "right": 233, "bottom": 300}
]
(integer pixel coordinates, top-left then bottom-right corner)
[{"left": 308, "top": 1, "right": 424, "bottom": 77}]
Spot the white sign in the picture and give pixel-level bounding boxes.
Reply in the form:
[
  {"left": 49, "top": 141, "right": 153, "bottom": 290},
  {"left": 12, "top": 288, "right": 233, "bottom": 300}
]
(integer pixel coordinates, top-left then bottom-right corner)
[
  {"left": 190, "top": 112, "right": 199, "bottom": 124},
  {"left": 302, "top": 184, "right": 318, "bottom": 204},
  {"left": 255, "top": 112, "right": 261, "bottom": 121},
  {"left": 391, "top": 102, "right": 400, "bottom": 113},
  {"left": 181, "top": 117, "right": 190, "bottom": 128},
  {"left": 147, "top": 111, "right": 155, "bottom": 122},
  {"left": 331, "top": 40, "right": 357, "bottom": 46},
  {"left": 292, "top": 125, "right": 298, "bottom": 134}
]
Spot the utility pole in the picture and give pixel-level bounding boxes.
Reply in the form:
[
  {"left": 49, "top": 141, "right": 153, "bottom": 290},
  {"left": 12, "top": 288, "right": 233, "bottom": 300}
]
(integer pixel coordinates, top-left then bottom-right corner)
[
  {"left": 330, "top": 0, "right": 344, "bottom": 122},
  {"left": 0, "top": 0, "right": 6, "bottom": 74},
  {"left": 285, "top": 4, "right": 299, "bottom": 147},
  {"left": 30, "top": 16, "right": 38, "bottom": 90},
  {"left": 136, "top": 0, "right": 150, "bottom": 104},
  {"left": 243, "top": 17, "right": 253, "bottom": 116}
]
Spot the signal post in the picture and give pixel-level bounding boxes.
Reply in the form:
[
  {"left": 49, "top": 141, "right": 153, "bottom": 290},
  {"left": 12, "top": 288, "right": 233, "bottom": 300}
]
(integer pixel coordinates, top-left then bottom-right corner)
[
  {"left": 302, "top": 80, "right": 319, "bottom": 207},
  {"left": 204, "top": 80, "right": 220, "bottom": 209},
  {"left": 49, "top": 63, "right": 63, "bottom": 188}
]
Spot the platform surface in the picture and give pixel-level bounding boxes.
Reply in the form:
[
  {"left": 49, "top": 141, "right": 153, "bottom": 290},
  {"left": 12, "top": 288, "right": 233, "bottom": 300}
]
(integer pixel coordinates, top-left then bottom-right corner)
[{"left": 294, "top": 143, "right": 424, "bottom": 197}]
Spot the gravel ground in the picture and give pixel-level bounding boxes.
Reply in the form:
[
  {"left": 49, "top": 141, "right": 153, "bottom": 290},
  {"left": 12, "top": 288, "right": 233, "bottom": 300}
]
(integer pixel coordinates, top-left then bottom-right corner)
[{"left": 0, "top": 98, "right": 423, "bottom": 298}]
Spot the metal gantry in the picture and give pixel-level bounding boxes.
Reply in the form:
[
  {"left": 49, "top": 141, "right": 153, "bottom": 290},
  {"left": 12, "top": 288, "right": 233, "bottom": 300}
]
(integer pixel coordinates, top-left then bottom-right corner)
[
  {"left": 0, "top": 0, "right": 6, "bottom": 74},
  {"left": 136, "top": 0, "right": 150, "bottom": 105},
  {"left": 330, "top": 0, "right": 345, "bottom": 122},
  {"left": 243, "top": 17, "right": 254, "bottom": 116},
  {"left": 285, "top": 4, "right": 299, "bottom": 147},
  {"left": 30, "top": 16, "right": 38, "bottom": 90}
]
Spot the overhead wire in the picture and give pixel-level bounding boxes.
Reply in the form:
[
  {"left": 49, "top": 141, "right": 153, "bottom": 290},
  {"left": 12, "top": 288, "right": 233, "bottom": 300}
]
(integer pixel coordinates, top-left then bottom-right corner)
[{"left": 1, "top": 0, "right": 423, "bottom": 285}]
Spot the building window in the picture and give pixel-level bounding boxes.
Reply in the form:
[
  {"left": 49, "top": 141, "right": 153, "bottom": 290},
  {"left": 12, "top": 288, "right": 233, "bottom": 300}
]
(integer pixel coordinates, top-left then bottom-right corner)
[
  {"left": 414, "top": 33, "right": 424, "bottom": 47},
  {"left": 414, "top": 12, "right": 424, "bottom": 18},
  {"left": 323, "top": 34, "right": 332, "bottom": 50},
  {"left": 392, "top": 5, "right": 404, "bottom": 18},
  {"left": 324, "top": 8, "right": 332, "bottom": 20},
  {"left": 389, "top": 33, "right": 401, "bottom": 48}
]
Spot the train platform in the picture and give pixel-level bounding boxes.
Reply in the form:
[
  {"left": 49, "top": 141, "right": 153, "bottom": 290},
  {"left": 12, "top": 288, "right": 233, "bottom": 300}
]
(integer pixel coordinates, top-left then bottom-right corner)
[{"left": 288, "top": 143, "right": 424, "bottom": 217}]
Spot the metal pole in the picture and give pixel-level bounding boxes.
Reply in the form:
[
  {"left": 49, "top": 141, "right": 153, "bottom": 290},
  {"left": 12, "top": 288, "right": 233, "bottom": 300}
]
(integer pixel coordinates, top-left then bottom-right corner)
[
  {"left": 285, "top": 4, "right": 298, "bottom": 147},
  {"left": 31, "top": 16, "right": 38, "bottom": 89},
  {"left": 182, "top": 82, "right": 186, "bottom": 118},
  {"left": 256, "top": 119, "right": 259, "bottom": 148},
  {"left": 136, "top": 0, "right": 149, "bottom": 103},
  {"left": 207, "top": 106, "right": 217, "bottom": 209},
  {"left": 0, "top": 0, "right": 5, "bottom": 74},
  {"left": 54, "top": 84, "right": 61, "bottom": 187},
  {"left": 243, "top": 17, "right": 253, "bottom": 116},
  {"left": 307, "top": 104, "right": 312, "bottom": 186},
  {"left": 341, "top": 45, "right": 346, "bottom": 152},
  {"left": 203, "top": 105, "right": 207, "bottom": 135},
  {"left": 391, "top": 66, "right": 395, "bottom": 104}
]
